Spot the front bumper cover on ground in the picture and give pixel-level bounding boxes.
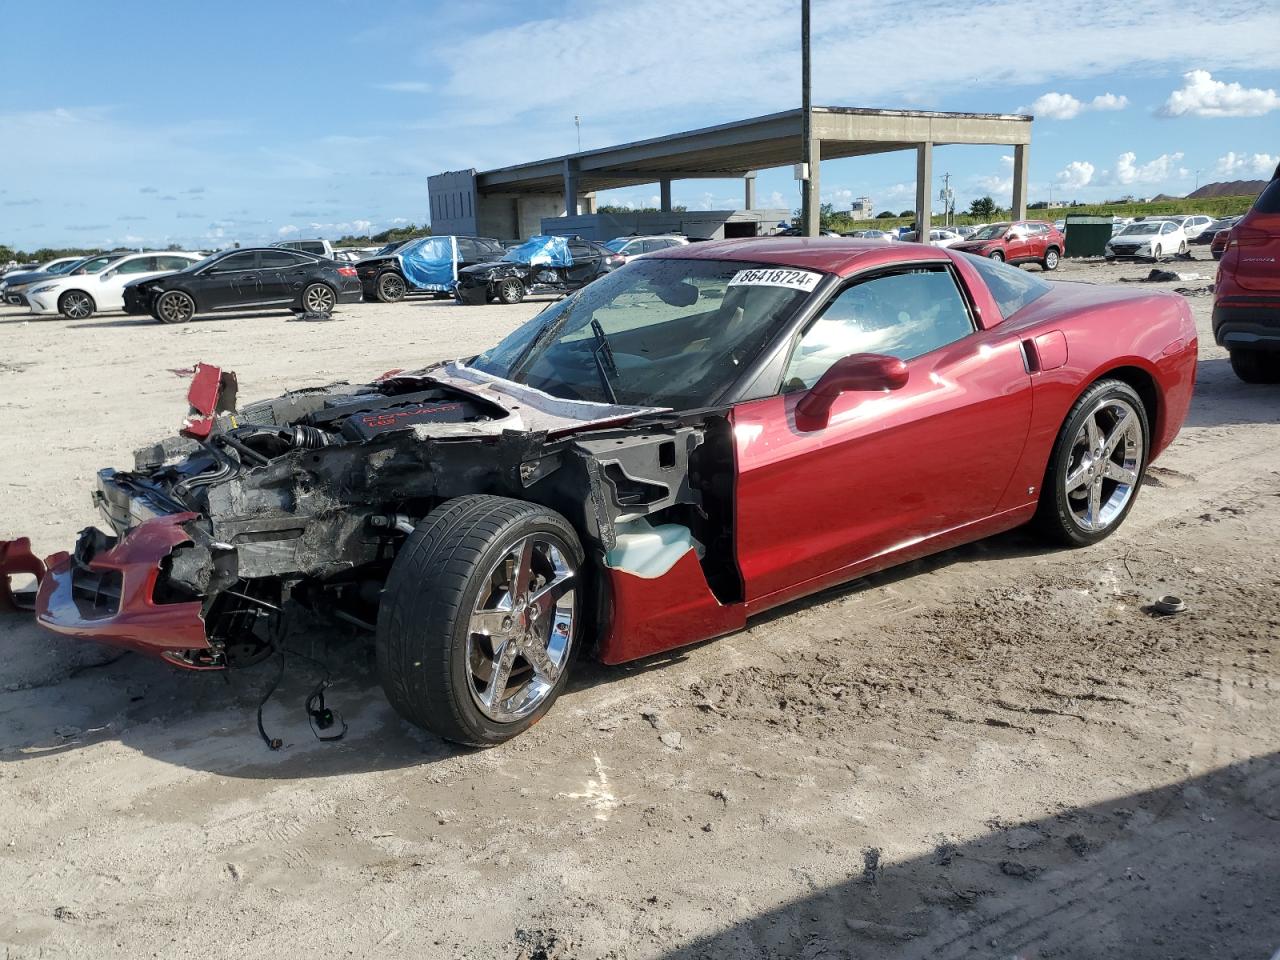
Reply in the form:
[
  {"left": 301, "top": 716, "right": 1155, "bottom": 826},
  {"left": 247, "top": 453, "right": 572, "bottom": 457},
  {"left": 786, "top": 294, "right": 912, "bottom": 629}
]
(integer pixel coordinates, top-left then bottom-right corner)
[{"left": 33, "top": 513, "right": 212, "bottom": 665}]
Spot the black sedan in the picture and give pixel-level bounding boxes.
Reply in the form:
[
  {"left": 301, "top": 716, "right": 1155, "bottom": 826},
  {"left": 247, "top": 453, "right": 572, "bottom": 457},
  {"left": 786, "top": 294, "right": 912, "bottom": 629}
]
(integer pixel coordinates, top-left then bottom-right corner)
[
  {"left": 454, "top": 237, "right": 623, "bottom": 305},
  {"left": 1190, "top": 216, "right": 1241, "bottom": 246},
  {"left": 357, "top": 235, "right": 506, "bottom": 302},
  {"left": 123, "top": 247, "right": 363, "bottom": 323}
]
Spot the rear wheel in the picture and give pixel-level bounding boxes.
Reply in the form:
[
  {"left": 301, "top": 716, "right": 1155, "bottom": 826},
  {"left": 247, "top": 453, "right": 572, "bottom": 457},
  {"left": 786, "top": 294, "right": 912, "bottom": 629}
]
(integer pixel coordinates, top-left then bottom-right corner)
[
  {"left": 376, "top": 272, "right": 406, "bottom": 303},
  {"left": 376, "top": 496, "right": 584, "bottom": 747},
  {"left": 1042, "top": 248, "right": 1060, "bottom": 271},
  {"left": 1228, "top": 349, "right": 1280, "bottom": 384},
  {"left": 58, "top": 290, "right": 95, "bottom": 320},
  {"left": 988, "top": 250, "right": 1005, "bottom": 262},
  {"left": 155, "top": 290, "right": 196, "bottom": 324},
  {"left": 1035, "top": 379, "right": 1149, "bottom": 547},
  {"left": 495, "top": 277, "right": 525, "bottom": 304},
  {"left": 302, "top": 282, "right": 336, "bottom": 315}
]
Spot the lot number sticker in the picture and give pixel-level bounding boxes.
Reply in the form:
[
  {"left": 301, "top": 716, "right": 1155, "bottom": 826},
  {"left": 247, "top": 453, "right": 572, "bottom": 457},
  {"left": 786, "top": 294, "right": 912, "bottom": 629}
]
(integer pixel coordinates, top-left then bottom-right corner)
[{"left": 728, "top": 268, "right": 822, "bottom": 292}]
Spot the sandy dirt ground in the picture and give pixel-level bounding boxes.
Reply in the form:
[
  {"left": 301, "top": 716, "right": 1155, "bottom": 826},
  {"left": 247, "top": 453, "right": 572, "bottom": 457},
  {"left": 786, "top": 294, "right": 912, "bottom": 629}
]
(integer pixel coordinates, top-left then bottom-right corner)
[{"left": 1, "top": 256, "right": 1277, "bottom": 960}]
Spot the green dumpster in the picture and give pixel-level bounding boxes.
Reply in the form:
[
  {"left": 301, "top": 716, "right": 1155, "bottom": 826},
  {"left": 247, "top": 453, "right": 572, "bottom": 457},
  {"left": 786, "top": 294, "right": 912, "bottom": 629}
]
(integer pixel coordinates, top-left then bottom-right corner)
[{"left": 1064, "top": 216, "right": 1112, "bottom": 258}]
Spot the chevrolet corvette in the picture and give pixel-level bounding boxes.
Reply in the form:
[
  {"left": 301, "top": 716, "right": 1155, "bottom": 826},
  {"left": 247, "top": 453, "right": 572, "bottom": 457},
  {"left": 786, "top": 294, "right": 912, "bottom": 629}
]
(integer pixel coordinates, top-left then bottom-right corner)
[{"left": 2, "top": 239, "right": 1198, "bottom": 746}]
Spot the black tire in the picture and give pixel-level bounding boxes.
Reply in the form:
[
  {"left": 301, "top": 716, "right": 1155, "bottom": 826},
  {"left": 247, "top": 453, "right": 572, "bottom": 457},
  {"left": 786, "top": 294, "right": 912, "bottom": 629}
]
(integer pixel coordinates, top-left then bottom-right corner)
[
  {"left": 376, "top": 272, "right": 406, "bottom": 303},
  {"left": 154, "top": 290, "right": 196, "bottom": 324},
  {"left": 58, "top": 290, "right": 95, "bottom": 320},
  {"left": 1151, "top": 244, "right": 1162, "bottom": 262},
  {"left": 495, "top": 277, "right": 525, "bottom": 304},
  {"left": 988, "top": 250, "right": 1005, "bottom": 262},
  {"left": 1228, "top": 349, "right": 1280, "bottom": 384},
  {"left": 1034, "top": 379, "right": 1150, "bottom": 548},
  {"left": 1178, "top": 241, "right": 1188, "bottom": 255},
  {"left": 301, "top": 282, "right": 336, "bottom": 315},
  {"left": 1042, "top": 247, "right": 1060, "bottom": 271},
  {"left": 376, "top": 495, "right": 585, "bottom": 747}
]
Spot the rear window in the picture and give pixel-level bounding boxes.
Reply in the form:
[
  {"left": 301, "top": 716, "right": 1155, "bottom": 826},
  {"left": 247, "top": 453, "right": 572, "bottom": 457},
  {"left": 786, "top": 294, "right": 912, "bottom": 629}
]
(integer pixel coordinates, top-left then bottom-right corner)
[
  {"left": 1253, "top": 178, "right": 1280, "bottom": 214},
  {"left": 963, "top": 253, "right": 1053, "bottom": 320}
]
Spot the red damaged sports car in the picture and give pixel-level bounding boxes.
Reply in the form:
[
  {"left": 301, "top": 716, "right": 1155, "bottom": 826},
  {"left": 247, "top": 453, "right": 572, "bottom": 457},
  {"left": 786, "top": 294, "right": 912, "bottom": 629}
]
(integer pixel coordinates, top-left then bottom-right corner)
[{"left": 3, "top": 239, "right": 1198, "bottom": 746}]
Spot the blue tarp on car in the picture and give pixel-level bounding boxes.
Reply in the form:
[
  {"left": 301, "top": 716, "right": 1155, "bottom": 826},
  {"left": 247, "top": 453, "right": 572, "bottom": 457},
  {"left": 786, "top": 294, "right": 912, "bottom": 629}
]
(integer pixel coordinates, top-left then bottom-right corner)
[
  {"left": 399, "top": 236, "right": 457, "bottom": 291},
  {"left": 502, "top": 235, "right": 572, "bottom": 267}
]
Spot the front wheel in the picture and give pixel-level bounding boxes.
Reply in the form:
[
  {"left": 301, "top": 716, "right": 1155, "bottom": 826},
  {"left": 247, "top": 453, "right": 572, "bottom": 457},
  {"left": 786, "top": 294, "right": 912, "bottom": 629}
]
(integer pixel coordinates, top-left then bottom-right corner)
[
  {"left": 302, "top": 282, "right": 336, "bottom": 315},
  {"left": 495, "top": 277, "right": 525, "bottom": 304},
  {"left": 376, "top": 496, "right": 584, "bottom": 747},
  {"left": 376, "top": 272, "right": 406, "bottom": 303},
  {"left": 1178, "top": 241, "right": 1188, "bottom": 255},
  {"left": 58, "top": 290, "right": 95, "bottom": 320},
  {"left": 154, "top": 290, "right": 196, "bottom": 324},
  {"left": 1035, "top": 379, "right": 1149, "bottom": 547},
  {"left": 1151, "top": 245, "right": 1162, "bottom": 261},
  {"left": 988, "top": 250, "right": 1005, "bottom": 262},
  {"left": 1042, "top": 248, "right": 1060, "bottom": 271}
]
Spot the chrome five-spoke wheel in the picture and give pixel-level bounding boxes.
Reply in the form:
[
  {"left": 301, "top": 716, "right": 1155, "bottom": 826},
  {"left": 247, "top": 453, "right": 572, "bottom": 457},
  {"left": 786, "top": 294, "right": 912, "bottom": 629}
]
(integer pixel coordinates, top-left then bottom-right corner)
[
  {"left": 1037, "top": 379, "right": 1149, "bottom": 547},
  {"left": 1063, "top": 396, "right": 1143, "bottom": 533},
  {"left": 467, "top": 534, "right": 576, "bottom": 723}
]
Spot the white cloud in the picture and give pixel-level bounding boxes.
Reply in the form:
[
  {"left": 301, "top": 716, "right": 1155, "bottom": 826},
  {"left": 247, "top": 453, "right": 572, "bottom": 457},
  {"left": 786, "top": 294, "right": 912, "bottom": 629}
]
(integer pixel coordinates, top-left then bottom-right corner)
[
  {"left": 1089, "top": 93, "right": 1129, "bottom": 111},
  {"left": 350, "top": 219, "right": 374, "bottom": 234},
  {"left": 277, "top": 224, "right": 299, "bottom": 237},
  {"left": 1111, "top": 151, "right": 1186, "bottom": 185},
  {"left": 1057, "top": 161, "right": 1096, "bottom": 189},
  {"left": 1159, "top": 70, "right": 1280, "bottom": 118},
  {"left": 1025, "top": 93, "right": 1085, "bottom": 120},
  {"left": 1214, "top": 151, "right": 1279, "bottom": 178},
  {"left": 1020, "top": 91, "right": 1129, "bottom": 119}
]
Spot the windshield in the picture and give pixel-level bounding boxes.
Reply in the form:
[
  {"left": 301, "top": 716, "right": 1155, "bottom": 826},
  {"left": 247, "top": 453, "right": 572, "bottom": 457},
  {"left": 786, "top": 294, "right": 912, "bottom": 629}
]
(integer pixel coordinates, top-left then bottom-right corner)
[
  {"left": 48, "top": 259, "right": 80, "bottom": 274},
  {"left": 969, "top": 223, "right": 1010, "bottom": 241},
  {"left": 470, "top": 258, "right": 821, "bottom": 409},
  {"left": 71, "top": 254, "right": 124, "bottom": 275},
  {"left": 604, "top": 239, "right": 629, "bottom": 253},
  {"left": 1119, "top": 223, "right": 1159, "bottom": 236}
]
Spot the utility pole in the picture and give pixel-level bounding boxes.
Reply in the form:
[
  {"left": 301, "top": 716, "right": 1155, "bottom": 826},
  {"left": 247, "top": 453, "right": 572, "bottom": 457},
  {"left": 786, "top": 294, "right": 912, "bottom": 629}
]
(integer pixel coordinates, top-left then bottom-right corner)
[
  {"left": 939, "top": 172, "right": 953, "bottom": 227},
  {"left": 575, "top": 116, "right": 582, "bottom": 152},
  {"left": 800, "top": 0, "right": 814, "bottom": 236}
]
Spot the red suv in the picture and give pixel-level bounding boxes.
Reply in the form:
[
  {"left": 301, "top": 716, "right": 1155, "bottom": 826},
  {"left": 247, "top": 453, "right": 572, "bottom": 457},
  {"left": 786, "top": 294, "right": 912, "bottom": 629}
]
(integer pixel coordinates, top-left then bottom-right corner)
[
  {"left": 1213, "top": 165, "right": 1280, "bottom": 382},
  {"left": 949, "top": 220, "right": 1065, "bottom": 270}
]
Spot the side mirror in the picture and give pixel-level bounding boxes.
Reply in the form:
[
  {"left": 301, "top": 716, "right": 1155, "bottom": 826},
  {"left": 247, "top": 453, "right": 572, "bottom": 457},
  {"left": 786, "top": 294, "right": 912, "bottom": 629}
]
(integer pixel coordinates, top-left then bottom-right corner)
[
  {"left": 795, "top": 353, "right": 909, "bottom": 428},
  {"left": 101, "top": 270, "right": 115, "bottom": 280}
]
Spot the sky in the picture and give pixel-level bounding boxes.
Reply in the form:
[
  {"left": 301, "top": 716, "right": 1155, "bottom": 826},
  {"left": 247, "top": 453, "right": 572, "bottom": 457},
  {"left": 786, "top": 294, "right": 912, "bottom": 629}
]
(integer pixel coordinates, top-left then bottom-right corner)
[{"left": 1, "top": 0, "right": 1278, "bottom": 251}]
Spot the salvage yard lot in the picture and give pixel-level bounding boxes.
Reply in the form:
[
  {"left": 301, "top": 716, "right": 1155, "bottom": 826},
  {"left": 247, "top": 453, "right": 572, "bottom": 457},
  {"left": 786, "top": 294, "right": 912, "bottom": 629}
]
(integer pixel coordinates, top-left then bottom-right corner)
[{"left": 1, "top": 258, "right": 1277, "bottom": 959}]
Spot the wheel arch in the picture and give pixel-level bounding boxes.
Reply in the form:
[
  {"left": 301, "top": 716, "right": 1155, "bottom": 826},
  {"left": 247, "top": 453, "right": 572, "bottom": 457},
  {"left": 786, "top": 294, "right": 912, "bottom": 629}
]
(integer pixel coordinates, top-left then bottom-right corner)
[{"left": 59, "top": 288, "right": 95, "bottom": 309}]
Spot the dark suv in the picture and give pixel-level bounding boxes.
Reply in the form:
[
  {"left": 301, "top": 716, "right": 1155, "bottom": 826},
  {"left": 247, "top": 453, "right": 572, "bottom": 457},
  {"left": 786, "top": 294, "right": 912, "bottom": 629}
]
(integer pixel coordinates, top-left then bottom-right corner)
[
  {"left": 455, "top": 237, "right": 623, "bottom": 305},
  {"left": 1213, "top": 165, "right": 1280, "bottom": 382},
  {"left": 357, "top": 236, "right": 505, "bottom": 302}
]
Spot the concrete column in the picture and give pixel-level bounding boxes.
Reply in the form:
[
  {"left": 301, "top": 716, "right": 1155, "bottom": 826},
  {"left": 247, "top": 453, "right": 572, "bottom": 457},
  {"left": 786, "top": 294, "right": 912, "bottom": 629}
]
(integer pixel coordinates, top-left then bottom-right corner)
[
  {"left": 563, "top": 159, "right": 580, "bottom": 216},
  {"left": 915, "top": 142, "right": 933, "bottom": 243},
  {"left": 744, "top": 172, "right": 757, "bottom": 210},
  {"left": 583, "top": 192, "right": 597, "bottom": 215},
  {"left": 802, "top": 139, "right": 821, "bottom": 237},
  {"left": 1011, "top": 143, "right": 1029, "bottom": 220},
  {"left": 659, "top": 180, "right": 672, "bottom": 212}
]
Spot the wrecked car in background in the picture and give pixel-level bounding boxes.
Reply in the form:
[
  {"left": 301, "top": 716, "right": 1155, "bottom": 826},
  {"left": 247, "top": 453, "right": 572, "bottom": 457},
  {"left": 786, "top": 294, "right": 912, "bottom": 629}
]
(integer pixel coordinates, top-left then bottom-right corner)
[
  {"left": 357, "top": 235, "right": 507, "bottom": 302},
  {"left": 3, "top": 239, "right": 1197, "bottom": 747},
  {"left": 454, "top": 235, "right": 623, "bottom": 305}
]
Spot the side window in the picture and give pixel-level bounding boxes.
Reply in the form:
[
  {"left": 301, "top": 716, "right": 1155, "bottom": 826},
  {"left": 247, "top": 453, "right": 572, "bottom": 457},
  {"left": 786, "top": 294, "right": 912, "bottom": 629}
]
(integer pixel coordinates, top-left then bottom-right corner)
[
  {"left": 156, "top": 256, "right": 192, "bottom": 271},
  {"left": 568, "top": 242, "right": 594, "bottom": 260},
  {"left": 210, "top": 252, "right": 258, "bottom": 272},
  {"left": 782, "top": 269, "right": 975, "bottom": 391},
  {"left": 456, "top": 238, "right": 479, "bottom": 261},
  {"left": 116, "top": 257, "right": 157, "bottom": 274},
  {"left": 1162, "top": 222, "right": 1176, "bottom": 235},
  {"left": 259, "top": 250, "right": 307, "bottom": 269}
]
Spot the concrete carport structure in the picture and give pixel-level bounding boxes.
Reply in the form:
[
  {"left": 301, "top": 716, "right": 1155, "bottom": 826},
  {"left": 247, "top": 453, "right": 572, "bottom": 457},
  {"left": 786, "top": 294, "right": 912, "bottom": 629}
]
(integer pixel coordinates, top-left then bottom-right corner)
[{"left": 428, "top": 106, "right": 1033, "bottom": 240}]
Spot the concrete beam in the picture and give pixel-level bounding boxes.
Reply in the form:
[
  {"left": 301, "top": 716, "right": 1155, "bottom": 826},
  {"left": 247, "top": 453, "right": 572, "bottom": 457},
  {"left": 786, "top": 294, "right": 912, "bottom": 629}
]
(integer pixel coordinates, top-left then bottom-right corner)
[
  {"left": 578, "top": 169, "right": 751, "bottom": 181},
  {"left": 916, "top": 143, "right": 933, "bottom": 244},
  {"left": 802, "top": 140, "right": 821, "bottom": 237},
  {"left": 1011, "top": 143, "right": 1029, "bottom": 220},
  {"left": 583, "top": 192, "right": 597, "bottom": 215},
  {"left": 660, "top": 180, "right": 673, "bottom": 212},
  {"left": 744, "top": 171, "right": 757, "bottom": 210}
]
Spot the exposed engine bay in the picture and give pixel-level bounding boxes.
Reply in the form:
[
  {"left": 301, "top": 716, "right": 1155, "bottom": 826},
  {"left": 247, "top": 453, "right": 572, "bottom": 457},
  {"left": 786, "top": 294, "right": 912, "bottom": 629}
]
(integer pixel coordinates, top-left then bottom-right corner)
[{"left": 56, "top": 361, "right": 739, "bottom": 669}]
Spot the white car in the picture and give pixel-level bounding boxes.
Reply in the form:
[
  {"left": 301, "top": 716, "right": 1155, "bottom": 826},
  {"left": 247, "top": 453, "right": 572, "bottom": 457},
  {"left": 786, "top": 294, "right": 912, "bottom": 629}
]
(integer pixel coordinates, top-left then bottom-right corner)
[
  {"left": 1104, "top": 220, "right": 1189, "bottom": 261},
  {"left": 26, "top": 251, "right": 203, "bottom": 319},
  {"left": 603, "top": 235, "right": 690, "bottom": 262},
  {"left": 1175, "top": 215, "right": 1215, "bottom": 240},
  {"left": 902, "top": 228, "right": 964, "bottom": 248}
]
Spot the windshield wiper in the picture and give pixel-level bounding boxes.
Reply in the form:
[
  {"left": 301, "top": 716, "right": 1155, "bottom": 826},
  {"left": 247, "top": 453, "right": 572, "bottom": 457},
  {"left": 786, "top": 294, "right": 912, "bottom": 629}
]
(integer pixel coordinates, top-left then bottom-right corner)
[{"left": 589, "top": 319, "right": 619, "bottom": 404}]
